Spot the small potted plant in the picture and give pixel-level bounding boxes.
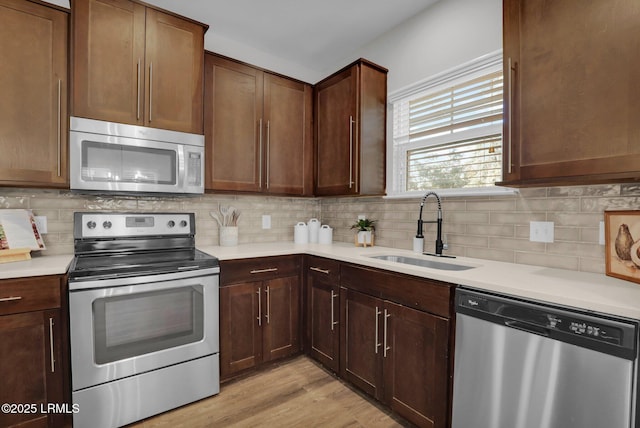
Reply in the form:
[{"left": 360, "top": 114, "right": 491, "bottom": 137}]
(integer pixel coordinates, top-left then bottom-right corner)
[{"left": 351, "top": 218, "right": 376, "bottom": 247}]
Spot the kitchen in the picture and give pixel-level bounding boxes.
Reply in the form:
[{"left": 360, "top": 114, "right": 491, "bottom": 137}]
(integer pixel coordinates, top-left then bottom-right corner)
[{"left": 1, "top": 0, "right": 640, "bottom": 427}]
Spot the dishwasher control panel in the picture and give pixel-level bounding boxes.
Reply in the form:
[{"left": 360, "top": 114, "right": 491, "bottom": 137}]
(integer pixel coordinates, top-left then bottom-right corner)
[{"left": 456, "top": 288, "right": 638, "bottom": 360}]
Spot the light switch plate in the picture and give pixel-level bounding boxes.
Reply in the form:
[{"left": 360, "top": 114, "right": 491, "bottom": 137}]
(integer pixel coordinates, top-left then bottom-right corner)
[
  {"left": 599, "top": 221, "right": 605, "bottom": 245},
  {"left": 530, "top": 221, "right": 554, "bottom": 243},
  {"left": 262, "top": 215, "right": 271, "bottom": 229}
]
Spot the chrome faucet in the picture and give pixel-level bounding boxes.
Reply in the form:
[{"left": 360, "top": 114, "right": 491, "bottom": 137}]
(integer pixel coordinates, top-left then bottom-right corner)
[{"left": 416, "top": 191, "right": 453, "bottom": 258}]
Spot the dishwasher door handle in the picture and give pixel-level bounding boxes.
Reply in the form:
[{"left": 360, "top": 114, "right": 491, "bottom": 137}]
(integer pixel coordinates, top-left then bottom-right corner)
[{"left": 504, "top": 319, "right": 549, "bottom": 337}]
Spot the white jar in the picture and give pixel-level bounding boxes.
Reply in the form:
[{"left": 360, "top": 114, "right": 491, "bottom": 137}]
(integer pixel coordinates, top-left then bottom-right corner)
[
  {"left": 318, "top": 224, "right": 333, "bottom": 245},
  {"left": 294, "top": 222, "right": 309, "bottom": 244},
  {"left": 220, "top": 226, "right": 238, "bottom": 247},
  {"left": 308, "top": 218, "right": 320, "bottom": 243}
]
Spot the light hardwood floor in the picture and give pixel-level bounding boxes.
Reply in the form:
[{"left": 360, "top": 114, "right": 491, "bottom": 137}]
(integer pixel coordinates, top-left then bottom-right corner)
[{"left": 128, "top": 356, "right": 409, "bottom": 427}]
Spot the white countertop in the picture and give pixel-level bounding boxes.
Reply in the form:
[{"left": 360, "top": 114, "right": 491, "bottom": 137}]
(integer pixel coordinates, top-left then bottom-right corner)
[
  {"left": 201, "top": 242, "right": 640, "bottom": 320},
  {"left": 2, "top": 242, "right": 639, "bottom": 320},
  {"left": 0, "top": 253, "right": 73, "bottom": 280}
]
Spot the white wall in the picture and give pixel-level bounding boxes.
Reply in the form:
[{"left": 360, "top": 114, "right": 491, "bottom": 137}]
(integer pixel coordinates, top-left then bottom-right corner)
[
  {"left": 356, "top": 0, "right": 502, "bottom": 93},
  {"left": 41, "top": 0, "right": 69, "bottom": 9}
]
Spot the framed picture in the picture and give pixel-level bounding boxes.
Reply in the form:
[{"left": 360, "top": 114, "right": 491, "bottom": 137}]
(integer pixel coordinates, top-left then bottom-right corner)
[{"left": 605, "top": 210, "right": 640, "bottom": 284}]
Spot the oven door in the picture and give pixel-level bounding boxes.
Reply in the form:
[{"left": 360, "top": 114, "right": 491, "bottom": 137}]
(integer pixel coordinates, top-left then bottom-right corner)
[{"left": 69, "top": 270, "right": 218, "bottom": 391}]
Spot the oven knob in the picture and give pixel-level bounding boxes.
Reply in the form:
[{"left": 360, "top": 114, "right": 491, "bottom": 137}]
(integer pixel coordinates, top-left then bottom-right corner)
[
  {"left": 103, "top": 221, "right": 112, "bottom": 229},
  {"left": 87, "top": 221, "right": 96, "bottom": 229},
  {"left": 167, "top": 220, "right": 175, "bottom": 228},
  {"left": 180, "top": 220, "right": 188, "bottom": 227}
]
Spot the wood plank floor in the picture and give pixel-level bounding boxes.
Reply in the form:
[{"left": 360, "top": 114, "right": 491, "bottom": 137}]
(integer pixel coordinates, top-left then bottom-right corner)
[{"left": 129, "top": 356, "right": 410, "bottom": 427}]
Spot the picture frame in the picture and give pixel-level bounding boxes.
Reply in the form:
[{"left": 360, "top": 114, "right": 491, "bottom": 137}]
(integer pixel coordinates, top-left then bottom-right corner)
[{"left": 605, "top": 210, "right": 640, "bottom": 284}]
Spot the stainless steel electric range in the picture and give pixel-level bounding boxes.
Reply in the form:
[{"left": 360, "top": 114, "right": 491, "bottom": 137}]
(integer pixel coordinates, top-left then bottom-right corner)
[{"left": 68, "top": 212, "right": 220, "bottom": 428}]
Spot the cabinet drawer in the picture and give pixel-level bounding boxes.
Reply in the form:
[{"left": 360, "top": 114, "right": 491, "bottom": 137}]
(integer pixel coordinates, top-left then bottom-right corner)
[
  {"left": 340, "top": 263, "right": 453, "bottom": 318},
  {"left": 0, "top": 276, "right": 61, "bottom": 316},
  {"left": 306, "top": 256, "right": 340, "bottom": 283},
  {"left": 221, "top": 255, "right": 301, "bottom": 285}
]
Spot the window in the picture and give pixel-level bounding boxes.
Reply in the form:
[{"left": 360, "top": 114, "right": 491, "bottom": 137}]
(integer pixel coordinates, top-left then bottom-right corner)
[{"left": 388, "top": 51, "right": 513, "bottom": 197}]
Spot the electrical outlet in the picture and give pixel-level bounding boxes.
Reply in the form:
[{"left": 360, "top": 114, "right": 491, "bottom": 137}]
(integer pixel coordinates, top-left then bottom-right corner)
[
  {"left": 34, "top": 216, "right": 47, "bottom": 234},
  {"left": 262, "top": 215, "right": 271, "bottom": 229},
  {"left": 358, "top": 214, "right": 366, "bottom": 220},
  {"left": 530, "top": 221, "right": 554, "bottom": 243}
]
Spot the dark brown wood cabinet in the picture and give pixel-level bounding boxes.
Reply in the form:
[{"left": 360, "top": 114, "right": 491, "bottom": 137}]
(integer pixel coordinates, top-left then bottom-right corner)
[
  {"left": 499, "top": 0, "right": 640, "bottom": 187},
  {"left": 219, "top": 256, "right": 302, "bottom": 380},
  {"left": 204, "top": 53, "right": 313, "bottom": 195},
  {"left": 339, "top": 263, "right": 453, "bottom": 428},
  {"left": 314, "top": 59, "right": 387, "bottom": 196},
  {"left": 73, "top": 0, "right": 205, "bottom": 134},
  {"left": 0, "top": 275, "right": 69, "bottom": 428},
  {"left": 0, "top": 0, "right": 68, "bottom": 188},
  {"left": 305, "top": 257, "right": 340, "bottom": 373}
]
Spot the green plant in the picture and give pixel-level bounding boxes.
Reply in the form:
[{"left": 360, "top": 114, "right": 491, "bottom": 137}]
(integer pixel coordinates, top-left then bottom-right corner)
[{"left": 350, "top": 218, "right": 376, "bottom": 232}]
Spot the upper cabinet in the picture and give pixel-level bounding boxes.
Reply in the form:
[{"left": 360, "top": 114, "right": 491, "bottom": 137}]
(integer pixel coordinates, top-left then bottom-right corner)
[
  {"left": 500, "top": 0, "right": 640, "bottom": 187},
  {"left": 204, "top": 53, "right": 313, "bottom": 195},
  {"left": 315, "top": 59, "right": 387, "bottom": 196},
  {"left": 0, "top": 0, "right": 68, "bottom": 187},
  {"left": 73, "top": 0, "right": 206, "bottom": 134}
]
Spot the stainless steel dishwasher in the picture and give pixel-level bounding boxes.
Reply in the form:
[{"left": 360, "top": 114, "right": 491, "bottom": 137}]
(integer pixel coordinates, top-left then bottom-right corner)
[{"left": 452, "top": 287, "right": 639, "bottom": 428}]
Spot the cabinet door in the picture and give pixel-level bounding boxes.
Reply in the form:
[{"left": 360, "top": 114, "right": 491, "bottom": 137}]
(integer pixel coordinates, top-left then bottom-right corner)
[
  {"left": 383, "top": 302, "right": 450, "bottom": 428},
  {"left": 145, "top": 8, "right": 204, "bottom": 134},
  {"left": 0, "top": 0, "right": 68, "bottom": 187},
  {"left": 315, "top": 65, "right": 358, "bottom": 196},
  {"left": 219, "top": 282, "right": 263, "bottom": 379},
  {"left": 73, "top": 0, "right": 145, "bottom": 126},
  {"left": 308, "top": 277, "right": 339, "bottom": 372},
  {"left": 0, "top": 310, "right": 64, "bottom": 428},
  {"left": 204, "top": 54, "right": 263, "bottom": 192},
  {"left": 502, "top": 0, "right": 640, "bottom": 186},
  {"left": 263, "top": 73, "right": 313, "bottom": 195},
  {"left": 340, "top": 288, "right": 383, "bottom": 400},
  {"left": 263, "top": 276, "right": 300, "bottom": 361}
]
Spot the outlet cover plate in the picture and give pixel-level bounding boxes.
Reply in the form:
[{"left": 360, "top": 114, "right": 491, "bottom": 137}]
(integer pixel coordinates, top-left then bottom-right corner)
[
  {"left": 530, "top": 221, "right": 554, "bottom": 243},
  {"left": 262, "top": 215, "right": 271, "bottom": 229}
]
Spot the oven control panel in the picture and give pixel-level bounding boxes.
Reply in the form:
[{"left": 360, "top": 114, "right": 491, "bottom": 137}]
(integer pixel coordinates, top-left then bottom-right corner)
[{"left": 75, "top": 212, "right": 194, "bottom": 238}]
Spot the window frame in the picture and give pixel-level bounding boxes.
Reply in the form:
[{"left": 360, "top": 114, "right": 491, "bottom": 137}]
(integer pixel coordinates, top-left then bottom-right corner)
[{"left": 386, "top": 50, "right": 516, "bottom": 198}]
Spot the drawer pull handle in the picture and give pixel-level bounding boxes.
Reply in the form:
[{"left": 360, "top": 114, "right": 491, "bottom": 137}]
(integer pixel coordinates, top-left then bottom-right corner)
[
  {"left": 310, "top": 266, "right": 330, "bottom": 275},
  {"left": 256, "top": 287, "right": 262, "bottom": 326},
  {"left": 250, "top": 268, "right": 278, "bottom": 274},
  {"left": 49, "top": 318, "right": 55, "bottom": 373},
  {"left": 375, "top": 306, "right": 382, "bottom": 354},
  {"left": 383, "top": 309, "right": 391, "bottom": 358},
  {"left": 265, "top": 286, "right": 270, "bottom": 324},
  {"left": 331, "top": 290, "right": 338, "bottom": 331},
  {"left": 0, "top": 296, "right": 22, "bottom": 303}
]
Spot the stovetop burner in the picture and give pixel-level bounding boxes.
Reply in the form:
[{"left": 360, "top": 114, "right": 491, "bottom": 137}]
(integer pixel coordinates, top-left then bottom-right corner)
[{"left": 68, "top": 212, "right": 218, "bottom": 282}]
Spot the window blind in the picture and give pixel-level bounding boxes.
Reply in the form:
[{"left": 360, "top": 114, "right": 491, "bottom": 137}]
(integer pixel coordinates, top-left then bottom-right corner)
[{"left": 392, "top": 69, "right": 504, "bottom": 192}]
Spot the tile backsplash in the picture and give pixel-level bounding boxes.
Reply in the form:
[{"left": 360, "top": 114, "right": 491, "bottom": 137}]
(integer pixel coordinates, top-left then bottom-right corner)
[{"left": 2, "top": 184, "right": 639, "bottom": 274}]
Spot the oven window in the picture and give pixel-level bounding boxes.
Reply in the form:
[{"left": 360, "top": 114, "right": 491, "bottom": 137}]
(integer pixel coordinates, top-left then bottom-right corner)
[
  {"left": 81, "top": 141, "right": 177, "bottom": 185},
  {"left": 93, "top": 286, "right": 203, "bottom": 364}
]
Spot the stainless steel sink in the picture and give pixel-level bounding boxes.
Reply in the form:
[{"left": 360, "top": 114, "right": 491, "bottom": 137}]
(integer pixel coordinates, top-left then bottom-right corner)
[{"left": 369, "top": 255, "right": 476, "bottom": 271}]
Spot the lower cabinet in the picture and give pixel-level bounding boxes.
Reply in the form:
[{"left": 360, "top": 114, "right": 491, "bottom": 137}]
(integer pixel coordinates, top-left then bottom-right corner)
[
  {"left": 219, "top": 256, "right": 301, "bottom": 380},
  {"left": 383, "top": 301, "right": 450, "bottom": 428},
  {"left": 337, "top": 262, "right": 454, "bottom": 428},
  {"left": 0, "top": 275, "right": 68, "bottom": 428},
  {"left": 305, "top": 257, "right": 340, "bottom": 373}
]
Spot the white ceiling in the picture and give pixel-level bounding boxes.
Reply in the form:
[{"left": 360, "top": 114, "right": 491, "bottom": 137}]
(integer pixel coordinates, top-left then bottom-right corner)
[{"left": 143, "top": 0, "right": 439, "bottom": 79}]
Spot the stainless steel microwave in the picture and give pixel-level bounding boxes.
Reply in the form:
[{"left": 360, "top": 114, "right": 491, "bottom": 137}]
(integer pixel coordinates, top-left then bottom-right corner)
[{"left": 70, "top": 117, "right": 204, "bottom": 195}]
